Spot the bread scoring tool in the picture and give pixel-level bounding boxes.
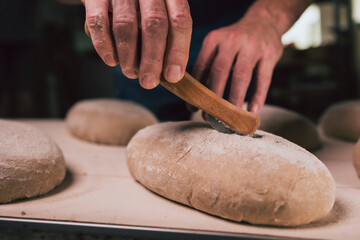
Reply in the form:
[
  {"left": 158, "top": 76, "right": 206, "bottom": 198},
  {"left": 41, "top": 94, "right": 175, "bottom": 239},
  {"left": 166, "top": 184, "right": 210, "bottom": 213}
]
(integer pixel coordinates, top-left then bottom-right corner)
[
  {"left": 160, "top": 72, "right": 260, "bottom": 135},
  {"left": 84, "top": 21, "right": 259, "bottom": 134}
]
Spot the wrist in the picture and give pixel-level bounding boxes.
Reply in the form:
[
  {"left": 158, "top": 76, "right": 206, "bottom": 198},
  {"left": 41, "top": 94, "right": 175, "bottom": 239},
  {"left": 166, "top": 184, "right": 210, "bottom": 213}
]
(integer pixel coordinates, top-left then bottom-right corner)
[{"left": 242, "top": 0, "right": 314, "bottom": 36}]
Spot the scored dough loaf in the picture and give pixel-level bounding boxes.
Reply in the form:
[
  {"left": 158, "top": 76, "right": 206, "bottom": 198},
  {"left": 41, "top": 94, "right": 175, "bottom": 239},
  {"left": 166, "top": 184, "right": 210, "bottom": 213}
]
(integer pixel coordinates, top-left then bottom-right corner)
[
  {"left": 0, "top": 120, "right": 66, "bottom": 203},
  {"left": 320, "top": 100, "right": 360, "bottom": 141},
  {"left": 66, "top": 99, "right": 158, "bottom": 145},
  {"left": 127, "top": 121, "right": 336, "bottom": 226},
  {"left": 192, "top": 104, "right": 321, "bottom": 150},
  {"left": 353, "top": 139, "right": 360, "bottom": 178}
]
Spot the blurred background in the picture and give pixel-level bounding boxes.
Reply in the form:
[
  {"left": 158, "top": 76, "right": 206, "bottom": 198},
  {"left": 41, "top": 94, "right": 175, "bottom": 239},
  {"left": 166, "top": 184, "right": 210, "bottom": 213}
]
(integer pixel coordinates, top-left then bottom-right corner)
[{"left": 0, "top": 0, "right": 359, "bottom": 122}]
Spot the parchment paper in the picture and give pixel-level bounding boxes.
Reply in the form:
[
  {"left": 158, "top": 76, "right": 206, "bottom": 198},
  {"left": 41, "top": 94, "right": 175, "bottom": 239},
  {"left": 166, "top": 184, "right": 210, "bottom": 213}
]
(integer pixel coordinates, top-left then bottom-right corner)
[{"left": 0, "top": 120, "right": 359, "bottom": 239}]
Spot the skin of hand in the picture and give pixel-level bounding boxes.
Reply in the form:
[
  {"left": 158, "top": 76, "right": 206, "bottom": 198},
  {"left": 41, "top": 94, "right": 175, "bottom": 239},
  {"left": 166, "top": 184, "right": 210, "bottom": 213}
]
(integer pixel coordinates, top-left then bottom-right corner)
[
  {"left": 191, "top": 0, "right": 313, "bottom": 114},
  {"left": 82, "top": 0, "right": 192, "bottom": 89}
]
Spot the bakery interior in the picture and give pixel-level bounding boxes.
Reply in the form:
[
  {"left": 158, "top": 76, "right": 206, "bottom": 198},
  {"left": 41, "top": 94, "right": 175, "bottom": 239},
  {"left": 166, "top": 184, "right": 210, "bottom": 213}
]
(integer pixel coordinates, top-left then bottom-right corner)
[{"left": 1, "top": 0, "right": 360, "bottom": 239}]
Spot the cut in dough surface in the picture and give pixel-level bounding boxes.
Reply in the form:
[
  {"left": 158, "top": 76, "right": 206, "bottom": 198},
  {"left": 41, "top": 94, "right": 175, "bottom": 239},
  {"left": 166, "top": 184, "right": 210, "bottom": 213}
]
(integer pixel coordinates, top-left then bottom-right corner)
[
  {"left": 320, "top": 100, "right": 360, "bottom": 141},
  {"left": 354, "top": 139, "right": 360, "bottom": 178},
  {"left": 66, "top": 99, "right": 158, "bottom": 145},
  {"left": 0, "top": 120, "right": 66, "bottom": 203},
  {"left": 127, "top": 121, "right": 336, "bottom": 226},
  {"left": 192, "top": 104, "right": 321, "bottom": 150}
]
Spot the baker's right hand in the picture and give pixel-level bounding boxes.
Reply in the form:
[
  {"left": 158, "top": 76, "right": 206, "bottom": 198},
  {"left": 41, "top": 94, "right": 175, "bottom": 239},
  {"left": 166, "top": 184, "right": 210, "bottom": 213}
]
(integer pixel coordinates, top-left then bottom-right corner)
[{"left": 82, "top": 0, "right": 192, "bottom": 89}]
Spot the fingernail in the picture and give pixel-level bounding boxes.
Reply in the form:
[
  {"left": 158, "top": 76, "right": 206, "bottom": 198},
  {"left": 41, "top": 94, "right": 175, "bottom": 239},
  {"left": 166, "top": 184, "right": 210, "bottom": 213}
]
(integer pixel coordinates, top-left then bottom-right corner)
[
  {"left": 166, "top": 65, "right": 182, "bottom": 82},
  {"left": 104, "top": 53, "right": 115, "bottom": 66},
  {"left": 124, "top": 69, "right": 138, "bottom": 79},
  {"left": 141, "top": 74, "right": 157, "bottom": 89},
  {"left": 250, "top": 104, "right": 259, "bottom": 113}
]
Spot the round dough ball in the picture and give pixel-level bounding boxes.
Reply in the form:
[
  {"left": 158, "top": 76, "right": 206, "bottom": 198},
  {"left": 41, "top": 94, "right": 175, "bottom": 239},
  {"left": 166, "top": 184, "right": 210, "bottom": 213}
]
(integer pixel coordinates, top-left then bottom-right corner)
[
  {"left": 320, "top": 100, "right": 360, "bottom": 141},
  {"left": 353, "top": 139, "right": 360, "bottom": 178},
  {"left": 192, "top": 104, "right": 321, "bottom": 151},
  {"left": 127, "top": 121, "right": 336, "bottom": 226},
  {"left": 0, "top": 120, "right": 66, "bottom": 203},
  {"left": 66, "top": 99, "right": 158, "bottom": 145}
]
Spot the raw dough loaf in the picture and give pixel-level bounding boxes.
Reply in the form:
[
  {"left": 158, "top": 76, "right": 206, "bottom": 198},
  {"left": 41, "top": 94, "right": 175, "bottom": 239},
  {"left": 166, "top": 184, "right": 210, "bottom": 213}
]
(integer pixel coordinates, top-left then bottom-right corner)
[
  {"left": 192, "top": 104, "right": 321, "bottom": 150},
  {"left": 353, "top": 139, "right": 360, "bottom": 178},
  {"left": 0, "top": 120, "right": 66, "bottom": 203},
  {"left": 320, "top": 100, "right": 360, "bottom": 141},
  {"left": 66, "top": 99, "right": 158, "bottom": 145},
  {"left": 127, "top": 121, "right": 336, "bottom": 226}
]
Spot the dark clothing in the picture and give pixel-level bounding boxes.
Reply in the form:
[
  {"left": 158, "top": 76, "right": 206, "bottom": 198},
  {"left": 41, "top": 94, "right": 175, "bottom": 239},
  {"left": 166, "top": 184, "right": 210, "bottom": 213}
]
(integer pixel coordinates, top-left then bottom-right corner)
[
  {"left": 0, "top": 0, "right": 39, "bottom": 42},
  {"left": 115, "top": 1, "right": 254, "bottom": 121}
]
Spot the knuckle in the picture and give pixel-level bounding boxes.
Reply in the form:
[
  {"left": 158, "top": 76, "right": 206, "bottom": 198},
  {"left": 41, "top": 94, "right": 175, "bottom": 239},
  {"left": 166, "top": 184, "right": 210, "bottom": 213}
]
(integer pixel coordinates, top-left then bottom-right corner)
[
  {"left": 113, "top": 15, "right": 137, "bottom": 30},
  {"left": 227, "top": 31, "right": 238, "bottom": 42},
  {"left": 117, "top": 41, "right": 131, "bottom": 51},
  {"left": 204, "top": 30, "right": 219, "bottom": 44},
  {"left": 169, "top": 48, "right": 187, "bottom": 59},
  {"left": 122, "top": 68, "right": 139, "bottom": 79},
  {"left": 211, "top": 64, "right": 227, "bottom": 75},
  {"left": 143, "top": 14, "right": 168, "bottom": 34},
  {"left": 169, "top": 11, "right": 192, "bottom": 30},
  {"left": 244, "top": 35, "right": 257, "bottom": 48},
  {"left": 92, "top": 38, "right": 106, "bottom": 49},
  {"left": 265, "top": 45, "right": 283, "bottom": 60},
  {"left": 233, "top": 68, "right": 251, "bottom": 81},
  {"left": 193, "top": 62, "right": 206, "bottom": 73},
  {"left": 142, "top": 57, "right": 163, "bottom": 67},
  {"left": 87, "top": 13, "right": 106, "bottom": 32}
]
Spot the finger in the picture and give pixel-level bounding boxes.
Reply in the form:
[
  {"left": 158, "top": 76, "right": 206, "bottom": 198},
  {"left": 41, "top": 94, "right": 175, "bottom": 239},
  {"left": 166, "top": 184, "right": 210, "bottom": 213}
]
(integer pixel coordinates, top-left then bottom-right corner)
[
  {"left": 84, "top": 0, "right": 118, "bottom": 66},
  {"left": 228, "top": 52, "right": 258, "bottom": 108},
  {"left": 112, "top": 0, "right": 139, "bottom": 79},
  {"left": 139, "top": 0, "right": 169, "bottom": 89},
  {"left": 192, "top": 31, "right": 218, "bottom": 84},
  {"left": 248, "top": 59, "right": 275, "bottom": 113},
  {"left": 163, "top": 0, "right": 192, "bottom": 83},
  {"left": 187, "top": 50, "right": 215, "bottom": 112},
  {"left": 187, "top": 36, "right": 218, "bottom": 112},
  {"left": 206, "top": 47, "right": 237, "bottom": 98}
]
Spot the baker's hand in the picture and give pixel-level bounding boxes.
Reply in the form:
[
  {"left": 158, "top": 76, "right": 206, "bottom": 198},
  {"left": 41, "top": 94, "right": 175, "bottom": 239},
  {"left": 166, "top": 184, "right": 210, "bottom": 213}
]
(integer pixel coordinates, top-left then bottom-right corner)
[
  {"left": 82, "top": 0, "right": 192, "bottom": 89},
  {"left": 192, "top": 14, "right": 283, "bottom": 114}
]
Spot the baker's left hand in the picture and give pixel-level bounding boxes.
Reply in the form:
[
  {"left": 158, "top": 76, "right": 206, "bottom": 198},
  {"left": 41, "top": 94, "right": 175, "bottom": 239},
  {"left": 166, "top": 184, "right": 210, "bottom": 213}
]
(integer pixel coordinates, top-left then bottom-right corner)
[{"left": 192, "top": 13, "right": 284, "bottom": 114}]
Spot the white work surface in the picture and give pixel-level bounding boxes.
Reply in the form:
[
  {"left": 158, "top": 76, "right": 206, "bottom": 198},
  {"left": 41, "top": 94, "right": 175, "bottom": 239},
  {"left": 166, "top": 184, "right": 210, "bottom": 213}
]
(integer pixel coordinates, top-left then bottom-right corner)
[{"left": 1, "top": 120, "right": 360, "bottom": 239}]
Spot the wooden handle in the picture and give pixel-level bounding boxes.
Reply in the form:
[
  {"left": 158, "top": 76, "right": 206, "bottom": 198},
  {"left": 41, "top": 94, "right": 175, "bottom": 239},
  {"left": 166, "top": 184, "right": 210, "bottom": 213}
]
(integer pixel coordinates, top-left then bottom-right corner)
[
  {"left": 85, "top": 20, "right": 259, "bottom": 134},
  {"left": 160, "top": 72, "right": 260, "bottom": 134}
]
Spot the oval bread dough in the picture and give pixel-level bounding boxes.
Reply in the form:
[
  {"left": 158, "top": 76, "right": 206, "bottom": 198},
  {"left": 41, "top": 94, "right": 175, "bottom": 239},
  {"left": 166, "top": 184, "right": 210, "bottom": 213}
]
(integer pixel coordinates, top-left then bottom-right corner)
[
  {"left": 0, "top": 120, "right": 66, "bottom": 203},
  {"left": 66, "top": 99, "right": 158, "bottom": 145},
  {"left": 320, "top": 100, "right": 360, "bottom": 141},
  {"left": 127, "top": 121, "right": 335, "bottom": 226},
  {"left": 353, "top": 139, "right": 360, "bottom": 178},
  {"left": 192, "top": 104, "right": 321, "bottom": 150}
]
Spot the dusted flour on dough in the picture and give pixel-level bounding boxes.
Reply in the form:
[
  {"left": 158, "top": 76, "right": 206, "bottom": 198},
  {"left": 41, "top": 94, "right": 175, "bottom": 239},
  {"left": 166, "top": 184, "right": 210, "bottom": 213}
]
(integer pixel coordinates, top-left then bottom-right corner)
[
  {"left": 0, "top": 120, "right": 66, "bottom": 203},
  {"left": 192, "top": 104, "right": 321, "bottom": 150},
  {"left": 66, "top": 99, "right": 158, "bottom": 145},
  {"left": 127, "top": 121, "right": 336, "bottom": 226}
]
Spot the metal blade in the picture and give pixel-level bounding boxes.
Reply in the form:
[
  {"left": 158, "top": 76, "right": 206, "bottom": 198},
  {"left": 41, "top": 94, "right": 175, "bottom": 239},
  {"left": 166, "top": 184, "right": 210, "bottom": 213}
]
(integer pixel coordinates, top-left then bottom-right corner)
[
  {"left": 206, "top": 115, "right": 262, "bottom": 138},
  {"left": 206, "top": 115, "right": 239, "bottom": 135}
]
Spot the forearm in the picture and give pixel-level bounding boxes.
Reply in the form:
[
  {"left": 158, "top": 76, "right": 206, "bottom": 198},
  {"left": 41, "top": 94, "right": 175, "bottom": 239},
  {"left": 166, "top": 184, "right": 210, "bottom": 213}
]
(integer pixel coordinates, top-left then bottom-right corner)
[{"left": 243, "top": 0, "right": 314, "bottom": 35}]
